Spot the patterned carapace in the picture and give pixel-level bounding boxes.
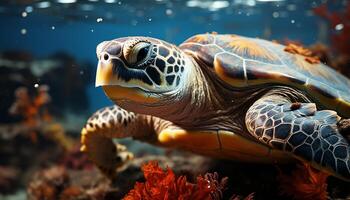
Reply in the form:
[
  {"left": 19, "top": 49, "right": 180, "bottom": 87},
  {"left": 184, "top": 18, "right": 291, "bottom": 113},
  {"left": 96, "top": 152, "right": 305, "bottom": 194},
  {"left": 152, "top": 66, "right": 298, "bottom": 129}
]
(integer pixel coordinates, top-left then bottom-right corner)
[{"left": 180, "top": 33, "right": 350, "bottom": 117}]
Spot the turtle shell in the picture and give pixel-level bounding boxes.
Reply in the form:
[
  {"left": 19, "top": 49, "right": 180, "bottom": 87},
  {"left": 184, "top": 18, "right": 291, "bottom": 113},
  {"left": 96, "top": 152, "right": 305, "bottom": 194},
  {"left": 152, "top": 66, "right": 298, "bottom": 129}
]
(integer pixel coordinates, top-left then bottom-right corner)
[{"left": 180, "top": 33, "right": 350, "bottom": 118}]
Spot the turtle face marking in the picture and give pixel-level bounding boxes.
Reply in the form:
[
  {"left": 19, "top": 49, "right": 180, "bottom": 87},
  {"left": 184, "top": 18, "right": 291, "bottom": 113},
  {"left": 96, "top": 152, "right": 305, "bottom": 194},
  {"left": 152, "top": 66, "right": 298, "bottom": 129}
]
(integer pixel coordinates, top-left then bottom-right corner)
[{"left": 96, "top": 37, "right": 188, "bottom": 93}]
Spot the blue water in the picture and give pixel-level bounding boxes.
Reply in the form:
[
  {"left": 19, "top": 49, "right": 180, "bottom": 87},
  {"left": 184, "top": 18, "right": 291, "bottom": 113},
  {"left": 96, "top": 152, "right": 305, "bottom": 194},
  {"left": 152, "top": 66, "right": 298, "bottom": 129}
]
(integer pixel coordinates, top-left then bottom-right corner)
[{"left": 0, "top": 0, "right": 345, "bottom": 112}]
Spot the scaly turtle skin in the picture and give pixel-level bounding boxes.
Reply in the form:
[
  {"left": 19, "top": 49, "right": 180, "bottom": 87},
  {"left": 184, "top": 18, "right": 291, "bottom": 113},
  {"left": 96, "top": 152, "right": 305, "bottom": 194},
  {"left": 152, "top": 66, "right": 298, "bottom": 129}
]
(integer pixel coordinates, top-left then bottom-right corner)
[{"left": 81, "top": 33, "right": 350, "bottom": 181}]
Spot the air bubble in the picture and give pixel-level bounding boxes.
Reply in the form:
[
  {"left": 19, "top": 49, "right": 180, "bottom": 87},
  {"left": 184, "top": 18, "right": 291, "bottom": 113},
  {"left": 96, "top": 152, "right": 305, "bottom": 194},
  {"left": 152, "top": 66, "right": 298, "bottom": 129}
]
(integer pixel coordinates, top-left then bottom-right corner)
[
  {"left": 165, "top": 9, "right": 173, "bottom": 16},
  {"left": 272, "top": 12, "right": 279, "bottom": 18},
  {"left": 21, "top": 28, "right": 27, "bottom": 35},
  {"left": 335, "top": 24, "right": 344, "bottom": 31}
]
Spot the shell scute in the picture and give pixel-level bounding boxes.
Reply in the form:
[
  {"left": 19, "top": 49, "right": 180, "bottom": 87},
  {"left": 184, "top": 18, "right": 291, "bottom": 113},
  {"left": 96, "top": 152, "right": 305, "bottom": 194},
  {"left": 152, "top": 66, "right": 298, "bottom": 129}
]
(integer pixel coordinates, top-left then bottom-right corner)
[
  {"left": 180, "top": 42, "right": 223, "bottom": 68},
  {"left": 215, "top": 35, "right": 282, "bottom": 65},
  {"left": 245, "top": 60, "right": 307, "bottom": 86},
  {"left": 214, "top": 53, "right": 245, "bottom": 86},
  {"left": 199, "top": 45, "right": 223, "bottom": 67}
]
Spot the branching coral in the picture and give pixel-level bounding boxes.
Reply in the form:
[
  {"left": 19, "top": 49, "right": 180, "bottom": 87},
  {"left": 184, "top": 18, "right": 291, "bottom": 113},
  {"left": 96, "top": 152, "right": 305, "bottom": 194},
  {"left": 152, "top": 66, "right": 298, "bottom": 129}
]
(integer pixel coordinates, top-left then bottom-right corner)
[
  {"left": 27, "top": 166, "right": 70, "bottom": 200},
  {"left": 0, "top": 85, "right": 51, "bottom": 141},
  {"left": 27, "top": 165, "right": 125, "bottom": 200},
  {"left": 277, "top": 163, "right": 329, "bottom": 200},
  {"left": 0, "top": 85, "right": 75, "bottom": 150},
  {"left": 9, "top": 85, "right": 51, "bottom": 125},
  {"left": 123, "top": 161, "right": 228, "bottom": 200}
]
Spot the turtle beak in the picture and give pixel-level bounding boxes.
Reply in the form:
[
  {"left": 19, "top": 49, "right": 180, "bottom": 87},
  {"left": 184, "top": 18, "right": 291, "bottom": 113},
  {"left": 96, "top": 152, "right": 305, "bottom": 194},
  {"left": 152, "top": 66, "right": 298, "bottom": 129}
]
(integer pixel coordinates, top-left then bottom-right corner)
[
  {"left": 95, "top": 41, "right": 113, "bottom": 87},
  {"left": 95, "top": 61, "right": 114, "bottom": 87}
]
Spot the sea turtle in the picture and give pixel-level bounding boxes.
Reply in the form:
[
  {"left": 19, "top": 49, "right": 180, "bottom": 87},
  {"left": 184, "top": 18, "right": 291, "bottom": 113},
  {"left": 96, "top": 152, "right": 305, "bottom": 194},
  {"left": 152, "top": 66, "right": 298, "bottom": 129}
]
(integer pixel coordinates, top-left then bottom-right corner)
[{"left": 80, "top": 33, "right": 350, "bottom": 181}]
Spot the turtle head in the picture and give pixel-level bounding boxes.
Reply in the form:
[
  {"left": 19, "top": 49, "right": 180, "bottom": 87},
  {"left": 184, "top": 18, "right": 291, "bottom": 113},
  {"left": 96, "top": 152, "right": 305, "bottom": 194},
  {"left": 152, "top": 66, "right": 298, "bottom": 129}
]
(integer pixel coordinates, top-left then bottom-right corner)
[{"left": 95, "top": 36, "right": 195, "bottom": 107}]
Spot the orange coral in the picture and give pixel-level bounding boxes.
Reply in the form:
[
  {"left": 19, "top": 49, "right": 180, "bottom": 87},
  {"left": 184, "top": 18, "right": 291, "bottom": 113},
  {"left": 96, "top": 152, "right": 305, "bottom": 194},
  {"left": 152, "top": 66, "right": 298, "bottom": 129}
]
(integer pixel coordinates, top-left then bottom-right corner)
[
  {"left": 9, "top": 85, "right": 51, "bottom": 125},
  {"left": 277, "top": 163, "right": 329, "bottom": 200},
  {"left": 123, "top": 161, "right": 228, "bottom": 200},
  {"left": 284, "top": 43, "right": 320, "bottom": 64},
  {"left": 7, "top": 85, "right": 51, "bottom": 142}
]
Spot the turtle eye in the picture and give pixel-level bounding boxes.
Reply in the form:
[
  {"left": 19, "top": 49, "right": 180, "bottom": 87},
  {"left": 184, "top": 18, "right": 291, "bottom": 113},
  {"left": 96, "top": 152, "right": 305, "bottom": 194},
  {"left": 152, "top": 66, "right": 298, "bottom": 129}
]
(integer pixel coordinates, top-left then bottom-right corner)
[{"left": 126, "top": 41, "right": 151, "bottom": 66}]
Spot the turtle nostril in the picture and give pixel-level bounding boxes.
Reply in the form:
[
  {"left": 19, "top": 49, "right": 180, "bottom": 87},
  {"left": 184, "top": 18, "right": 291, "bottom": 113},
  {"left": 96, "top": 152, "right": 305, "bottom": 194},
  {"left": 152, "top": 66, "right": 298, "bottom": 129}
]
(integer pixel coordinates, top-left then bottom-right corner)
[{"left": 103, "top": 53, "right": 109, "bottom": 61}]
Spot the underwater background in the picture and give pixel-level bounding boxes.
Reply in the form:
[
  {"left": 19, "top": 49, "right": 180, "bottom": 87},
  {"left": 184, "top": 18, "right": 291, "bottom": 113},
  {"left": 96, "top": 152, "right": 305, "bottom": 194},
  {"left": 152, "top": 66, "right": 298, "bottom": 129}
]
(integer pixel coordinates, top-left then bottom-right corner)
[{"left": 0, "top": 0, "right": 349, "bottom": 199}]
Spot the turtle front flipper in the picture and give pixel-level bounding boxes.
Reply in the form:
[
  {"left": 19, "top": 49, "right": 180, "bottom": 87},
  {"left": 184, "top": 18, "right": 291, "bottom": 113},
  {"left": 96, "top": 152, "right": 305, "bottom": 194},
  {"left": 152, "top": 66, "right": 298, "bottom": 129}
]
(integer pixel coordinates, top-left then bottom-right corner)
[
  {"left": 245, "top": 93, "right": 350, "bottom": 181},
  {"left": 80, "top": 105, "right": 163, "bottom": 178}
]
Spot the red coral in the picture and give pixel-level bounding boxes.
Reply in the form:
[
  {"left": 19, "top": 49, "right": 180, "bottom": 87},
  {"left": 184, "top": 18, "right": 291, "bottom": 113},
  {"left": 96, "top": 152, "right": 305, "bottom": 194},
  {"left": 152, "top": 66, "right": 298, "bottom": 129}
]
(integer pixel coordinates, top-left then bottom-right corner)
[
  {"left": 277, "top": 163, "right": 329, "bottom": 200},
  {"left": 123, "top": 161, "right": 227, "bottom": 200}
]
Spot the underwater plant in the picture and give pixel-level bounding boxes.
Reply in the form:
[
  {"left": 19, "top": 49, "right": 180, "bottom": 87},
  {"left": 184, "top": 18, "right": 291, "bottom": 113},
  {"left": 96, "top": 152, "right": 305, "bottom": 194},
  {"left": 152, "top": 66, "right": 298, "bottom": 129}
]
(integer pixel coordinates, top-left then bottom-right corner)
[
  {"left": 1, "top": 85, "right": 51, "bottom": 141},
  {"left": 278, "top": 163, "right": 329, "bottom": 200},
  {"left": 123, "top": 161, "right": 228, "bottom": 200},
  {"left": 27, "top": 165, "right": 117, "bottom": 200},
  {"left": 0, "top": 85, "right": 76, "bottom": 149}
]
